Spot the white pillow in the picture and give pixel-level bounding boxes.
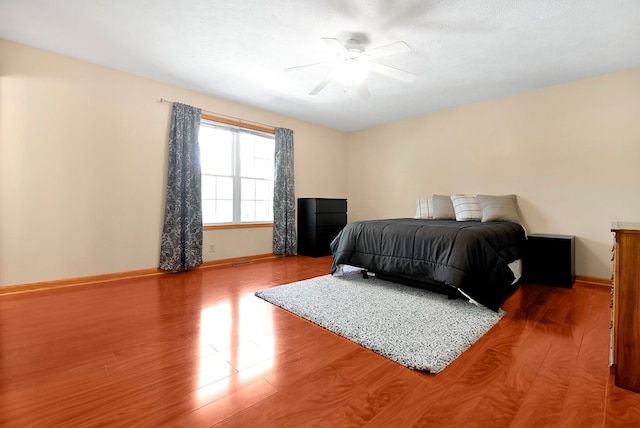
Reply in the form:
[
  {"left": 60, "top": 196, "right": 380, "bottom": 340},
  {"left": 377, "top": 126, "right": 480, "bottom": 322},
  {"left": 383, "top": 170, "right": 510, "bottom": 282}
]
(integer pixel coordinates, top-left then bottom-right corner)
[
  {"left": 477, "top": 194, "right": 522, "bottom": 224},
  {"left": 432, "top": 194, "right": 456, "bottom": 219},
  {"left": 450, "top": 195, "right": 482, "bottom": 221},
  {"left": 414, "top": 197, "right": 433, "bottom": 219}
]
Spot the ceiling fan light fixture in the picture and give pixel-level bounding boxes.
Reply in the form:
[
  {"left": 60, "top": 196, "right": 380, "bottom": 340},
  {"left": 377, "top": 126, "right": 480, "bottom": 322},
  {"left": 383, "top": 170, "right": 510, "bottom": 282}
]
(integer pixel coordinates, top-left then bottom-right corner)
[{"left": 334, "top": 58, "right": 370, "bottom": 85}]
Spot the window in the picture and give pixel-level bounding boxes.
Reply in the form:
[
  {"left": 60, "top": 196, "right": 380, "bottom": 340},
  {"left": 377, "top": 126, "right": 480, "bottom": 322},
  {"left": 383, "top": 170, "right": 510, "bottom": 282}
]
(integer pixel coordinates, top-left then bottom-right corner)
[{"left": 199, "top": 118, "right": 275, "bottom": 225}]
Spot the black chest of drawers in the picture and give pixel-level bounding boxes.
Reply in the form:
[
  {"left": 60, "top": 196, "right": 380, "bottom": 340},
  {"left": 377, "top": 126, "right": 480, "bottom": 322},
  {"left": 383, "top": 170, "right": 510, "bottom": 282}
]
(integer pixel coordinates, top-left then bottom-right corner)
[{"left": 297, "top": 198, "right": 347, "bottom": 257}]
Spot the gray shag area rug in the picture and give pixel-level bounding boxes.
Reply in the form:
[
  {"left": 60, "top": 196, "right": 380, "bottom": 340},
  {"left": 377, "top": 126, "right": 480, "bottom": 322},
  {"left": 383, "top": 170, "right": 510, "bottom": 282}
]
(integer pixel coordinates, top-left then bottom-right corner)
[{"left": 255, "top": 274, "right": 504, "bottom": 373}]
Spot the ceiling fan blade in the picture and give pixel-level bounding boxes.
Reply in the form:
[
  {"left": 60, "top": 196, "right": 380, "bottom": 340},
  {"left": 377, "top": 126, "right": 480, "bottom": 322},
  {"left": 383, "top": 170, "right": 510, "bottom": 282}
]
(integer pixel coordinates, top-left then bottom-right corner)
[
  {"left": 321, "top": 37, "right": 348, "bottom": 54},
  {"left": 370, "top": 63, "right": 416, "bottom": 83},
  {"left": 355, "top": 80, "right": 370, "bottom": 99},
  {"left": 309, "top": 74, "right": 333, "bottom": 96},
  {"left": 284, "top": 62, "right": 329, "bottom": 72},
  {"left": 367, "top": 41, "right": 411, "bottom": 59}
]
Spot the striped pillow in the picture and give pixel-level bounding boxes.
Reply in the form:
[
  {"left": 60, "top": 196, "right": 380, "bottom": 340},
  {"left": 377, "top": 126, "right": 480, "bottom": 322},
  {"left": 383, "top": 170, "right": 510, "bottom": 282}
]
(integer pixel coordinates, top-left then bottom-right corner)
[
  {"left": 450, "top": 195, "right": 482, "bottom": 221},
  {"left": 414, "top": 197, "right": 433, "bottom": 219}
]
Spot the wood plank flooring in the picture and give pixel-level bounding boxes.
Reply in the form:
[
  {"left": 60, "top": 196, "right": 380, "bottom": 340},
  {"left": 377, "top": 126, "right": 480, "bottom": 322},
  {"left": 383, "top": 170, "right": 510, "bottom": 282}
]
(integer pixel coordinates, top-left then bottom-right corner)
[{"left": 0, "top": 256, "right": 638, "bottom": 427}]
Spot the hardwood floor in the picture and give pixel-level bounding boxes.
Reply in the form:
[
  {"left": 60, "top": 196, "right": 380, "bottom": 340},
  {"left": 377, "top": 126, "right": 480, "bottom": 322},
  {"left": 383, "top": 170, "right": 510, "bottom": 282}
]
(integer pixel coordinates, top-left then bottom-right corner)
[{"left": 0, "top": 256, "right": 638, "bottom": 427}]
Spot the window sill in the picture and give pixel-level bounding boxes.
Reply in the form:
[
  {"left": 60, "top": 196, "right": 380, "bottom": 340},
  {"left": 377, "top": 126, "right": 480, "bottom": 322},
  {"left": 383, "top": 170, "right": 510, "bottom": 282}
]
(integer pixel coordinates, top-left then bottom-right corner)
[{"left": 203, "top": 223, "right": 273, "bottom": 231}]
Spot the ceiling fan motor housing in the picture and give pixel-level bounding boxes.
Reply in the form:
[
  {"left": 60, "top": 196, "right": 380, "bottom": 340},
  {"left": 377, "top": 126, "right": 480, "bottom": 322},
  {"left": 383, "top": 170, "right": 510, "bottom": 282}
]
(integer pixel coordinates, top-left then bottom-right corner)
[{"left": 344, "top": 39, "right": 365, "bottom": 55}]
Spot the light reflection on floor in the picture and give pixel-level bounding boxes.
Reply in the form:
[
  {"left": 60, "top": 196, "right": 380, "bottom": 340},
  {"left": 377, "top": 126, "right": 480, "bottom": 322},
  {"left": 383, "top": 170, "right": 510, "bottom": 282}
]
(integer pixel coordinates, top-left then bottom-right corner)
[{"left": 196, "top": 292, "right": 274, "bottom": 403}]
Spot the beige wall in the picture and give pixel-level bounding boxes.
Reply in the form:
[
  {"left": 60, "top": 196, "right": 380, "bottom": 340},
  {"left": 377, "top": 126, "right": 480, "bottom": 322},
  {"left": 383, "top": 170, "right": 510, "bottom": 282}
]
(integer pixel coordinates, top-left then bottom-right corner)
[
  {"left": 0, "top": 39, "right": 348, "bottom": 286},
  {"left": 2, "top": 38, "right": 638, "bottom": 285},
  {"left": 346, "top": 68, "right": 640, "bottom": 279}
]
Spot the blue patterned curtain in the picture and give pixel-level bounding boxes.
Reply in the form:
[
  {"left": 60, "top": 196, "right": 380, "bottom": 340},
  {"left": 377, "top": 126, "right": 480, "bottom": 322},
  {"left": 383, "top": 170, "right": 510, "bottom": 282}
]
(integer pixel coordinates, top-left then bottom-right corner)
[
  {"left": 159, "top": 102, "right": 203, "bottom": 271},
  {"left": 273, "top": 128, "right": 296, "bottom": 255}
]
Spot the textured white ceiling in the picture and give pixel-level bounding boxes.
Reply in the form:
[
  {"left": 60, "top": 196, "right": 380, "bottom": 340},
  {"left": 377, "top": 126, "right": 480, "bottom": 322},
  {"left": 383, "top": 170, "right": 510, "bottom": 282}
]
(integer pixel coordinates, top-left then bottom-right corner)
[{"left": 1, "top": 0, "right": 639, "bottom": 131}]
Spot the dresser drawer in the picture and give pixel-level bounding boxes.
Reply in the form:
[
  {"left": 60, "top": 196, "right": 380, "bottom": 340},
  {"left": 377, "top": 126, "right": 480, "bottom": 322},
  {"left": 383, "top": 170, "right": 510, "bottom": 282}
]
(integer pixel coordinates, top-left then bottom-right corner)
[
  {"left": 315, "top": 213, "right": 347, "bottom": 226},
  {"left": 315, "top": 225, "right": 345, "bottom": 251},
  {"left": 311, "top": 198, "right": 347, "bottom": 213}
]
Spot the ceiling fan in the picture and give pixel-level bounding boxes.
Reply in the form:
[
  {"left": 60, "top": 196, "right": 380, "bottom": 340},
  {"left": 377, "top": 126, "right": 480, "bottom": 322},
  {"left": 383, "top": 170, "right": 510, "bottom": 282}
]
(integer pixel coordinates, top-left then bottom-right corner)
[{"left": 285, "top": 37, "right": 416, "bottom": 99}]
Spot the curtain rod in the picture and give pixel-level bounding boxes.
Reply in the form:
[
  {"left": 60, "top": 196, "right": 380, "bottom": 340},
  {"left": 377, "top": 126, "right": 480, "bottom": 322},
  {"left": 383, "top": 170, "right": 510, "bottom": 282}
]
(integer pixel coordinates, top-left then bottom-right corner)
[{"left": 159, "top": 98, "right": 278, "bottom": 132}]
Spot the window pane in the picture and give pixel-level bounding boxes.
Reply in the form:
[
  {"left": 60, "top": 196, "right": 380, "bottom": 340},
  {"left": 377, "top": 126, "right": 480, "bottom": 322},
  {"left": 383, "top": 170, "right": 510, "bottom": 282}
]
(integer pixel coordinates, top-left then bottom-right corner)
[
  {"left": 239, "top": 136, "right": 255, "bottom": 157},
  {"left": 241, "top": 200, "right": 255, "bottom": 222},
  {"left": 240, "top": 133, "right": 274, "bottom": 179},
  {"left": 200, "top": 126, "right": 233, "bottom": 175},
  {"left": 241, "top": 178, "right": 255, "bottom": 200},
  {"left": 256, "top": 140, "right": 274, "bottom": 159},
  {"left": 255, "top": 179, "right": 271, "bottom": 201},
  {"left": 241, "top": 157, "right": 255, "bottom": 178},
  {"left": 254, "top": 159, "right": 272, "bottom": 179},
  {"left": 217, "top": 176, "right": 233, "bottom": 200},
  {"left": 202, "top": 200, "right": 217, "bottom": 224},
  {"left": 202, "top": 175, "right": 217, "bottom": 199},
  {"left": 255, "top": 201, "right": 272, "bottom": 222},
  {"left": 217, "top": 200, "right": 233, "bottom": 223}
]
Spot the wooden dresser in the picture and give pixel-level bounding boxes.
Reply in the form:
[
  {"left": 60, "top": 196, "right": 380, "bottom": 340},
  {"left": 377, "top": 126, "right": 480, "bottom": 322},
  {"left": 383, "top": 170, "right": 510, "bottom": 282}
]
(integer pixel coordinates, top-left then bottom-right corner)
[{"left": 611, "top": 222, "right": 640, "bottom": 392}]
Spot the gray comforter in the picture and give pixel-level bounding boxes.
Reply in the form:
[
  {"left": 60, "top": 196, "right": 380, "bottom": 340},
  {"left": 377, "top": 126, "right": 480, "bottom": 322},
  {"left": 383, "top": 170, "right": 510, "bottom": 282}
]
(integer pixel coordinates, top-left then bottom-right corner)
[{"left": 330, "top": 218, "right": 527, "bottom": 311}]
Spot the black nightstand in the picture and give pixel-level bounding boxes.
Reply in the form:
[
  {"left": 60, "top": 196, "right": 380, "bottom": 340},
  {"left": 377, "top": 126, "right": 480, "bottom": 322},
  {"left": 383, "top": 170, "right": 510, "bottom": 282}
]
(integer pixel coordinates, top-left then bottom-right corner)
[{"left": 525, "top": 233, "right": 575, "bottom": 288}]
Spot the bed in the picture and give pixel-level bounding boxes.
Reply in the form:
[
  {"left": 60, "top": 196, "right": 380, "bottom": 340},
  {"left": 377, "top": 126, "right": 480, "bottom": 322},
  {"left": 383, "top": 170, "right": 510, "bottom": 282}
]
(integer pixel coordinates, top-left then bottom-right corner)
[{"left": 329, "top": 218, "right": 527, "bottom": 311}]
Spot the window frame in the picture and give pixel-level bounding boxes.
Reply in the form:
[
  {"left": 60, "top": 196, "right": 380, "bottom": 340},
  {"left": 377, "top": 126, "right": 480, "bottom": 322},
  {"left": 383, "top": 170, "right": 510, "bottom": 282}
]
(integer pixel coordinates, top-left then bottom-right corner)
[{"left": 200, "top": 113, "right": 275, "bottom": 230}]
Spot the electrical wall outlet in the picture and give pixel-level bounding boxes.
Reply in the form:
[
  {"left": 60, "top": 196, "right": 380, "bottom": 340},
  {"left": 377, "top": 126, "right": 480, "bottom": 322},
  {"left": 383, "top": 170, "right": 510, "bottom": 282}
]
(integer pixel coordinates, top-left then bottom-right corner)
[{"left": 208, "top": 244, "right": 215, "bottom": 253}]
